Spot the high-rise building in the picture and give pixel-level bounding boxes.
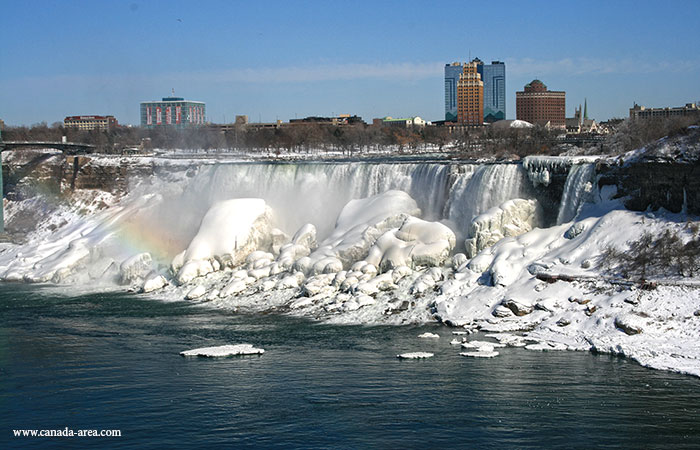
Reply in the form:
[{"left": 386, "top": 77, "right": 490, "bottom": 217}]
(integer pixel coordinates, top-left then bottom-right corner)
[
  {"left": 446, "top": 59, "right": 505, "bottom": 124},
  {"left": 457, "top": 61, "right": 483, "bottom": 125},
  {"left": 140, "top": 96, "right": 206, "bottom": 128},
  {"left": 444, "top": 63, "right": 463, "bottom": 121},
  {"left": 482, "top": 61, "right": 506, "bottom": 123},
  {"left": 516, "top": 80, "right": 566, "bottom": 128}
]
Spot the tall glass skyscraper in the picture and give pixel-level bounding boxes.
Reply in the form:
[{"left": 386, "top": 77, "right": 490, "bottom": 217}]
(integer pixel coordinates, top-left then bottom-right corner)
[
  {"left": 444, "top": 63, "right": 463, "bottom": 121},
  {"left": 482, "top": 61, "right": 506, "bottom": 123}
]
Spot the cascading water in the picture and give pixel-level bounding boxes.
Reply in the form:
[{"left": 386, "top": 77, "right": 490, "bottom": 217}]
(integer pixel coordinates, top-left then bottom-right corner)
[
  {"left": 556, "top": 163, "right": 595, "bottom": 224},
  {"left": 126, "top": 161, "right": 536, "bottom": 259},
  {"left": 158, "top": 162, "right": 456, "bottom": 242},
  {"left": 445, "top": 163, "right": 531, "bottom": 234}
]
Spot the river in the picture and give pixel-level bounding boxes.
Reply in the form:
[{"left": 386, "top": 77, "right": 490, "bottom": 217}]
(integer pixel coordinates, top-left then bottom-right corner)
[{"left": 1, "top": 284, "right": 699, "bottom": 448}]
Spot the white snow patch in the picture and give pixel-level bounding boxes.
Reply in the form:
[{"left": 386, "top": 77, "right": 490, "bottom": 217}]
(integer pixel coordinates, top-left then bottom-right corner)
[
  {"left": 180, "top": 344, "right": 265, "bottom": 357},
  {"left": 397, "top": 352, "right": 434, "bottom": 359}
]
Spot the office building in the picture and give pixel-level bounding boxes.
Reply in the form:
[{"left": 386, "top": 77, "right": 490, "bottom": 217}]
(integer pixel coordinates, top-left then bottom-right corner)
[
  {"left": 516, "top": 80, "right": 566, "bottom": 128},
  {"left": 64, "top": 115, "right": 118, "bottom": 131},
  {"left": 457, "top": 61, "right": 483, "bottom": 125},
  {"left": 629, "top": 102, "right": 700, "bottom": 120},
  {"left": 140, "top": 96, "right": 206, "bottom": 128},
  {"left": 446, "top": 59, "right": 505, "bottom": 124},
  {"left": 482, "top": 61, "right": 506, "bottom": 123},
  {"left": 444, "top": 63, "right": 463, "bottom": 122}
]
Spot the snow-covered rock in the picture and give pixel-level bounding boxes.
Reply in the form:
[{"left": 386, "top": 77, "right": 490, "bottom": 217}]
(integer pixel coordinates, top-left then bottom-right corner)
[
  {"left": 186, "top": 285, "right": 206, "bottom": 300},
  {"left": 120, "top": 253, "right": 153, "bottom": 285},
  {"left": 142, "top": 273, "right": 168, "bottom": 293},
  {"left": 464, "top": 199, "right": 537, "bottom": 258}
]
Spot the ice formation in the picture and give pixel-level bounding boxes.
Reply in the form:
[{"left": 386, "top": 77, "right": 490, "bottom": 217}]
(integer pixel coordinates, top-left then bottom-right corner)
[
  {"left": 174, "top": 198, "right": 273, "bottom": 284},
  {"left": 180, "top": 344, "right": 265, "bottom": 357},
  {"left": 397, "top": 352, "right": 434, "bottom": 359},
  {"left": 1, "top": 156, "right": 699, "bottom": 377},
  {"left": 464, "top": 198, "right": 538, "bottom": 258}
]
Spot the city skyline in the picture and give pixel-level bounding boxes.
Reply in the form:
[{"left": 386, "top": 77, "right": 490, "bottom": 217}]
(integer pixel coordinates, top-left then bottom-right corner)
[{"left": 1, "top": 0, "right": 699, "bottom": 126}]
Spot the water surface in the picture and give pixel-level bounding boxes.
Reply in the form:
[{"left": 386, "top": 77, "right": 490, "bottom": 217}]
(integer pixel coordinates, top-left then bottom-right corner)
[{"left": 1, "top": 284, "right": 699, "bottom": 448}]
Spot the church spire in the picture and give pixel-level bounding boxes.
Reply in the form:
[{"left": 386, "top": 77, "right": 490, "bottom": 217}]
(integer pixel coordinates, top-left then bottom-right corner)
[{"left": 584, "top": 98, "right": 588, "bottom": 120}]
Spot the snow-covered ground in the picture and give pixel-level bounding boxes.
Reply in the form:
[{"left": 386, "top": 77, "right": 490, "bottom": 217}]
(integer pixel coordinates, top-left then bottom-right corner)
[{"left": 0, "top": 153, "right": 698, "bottom": 377}]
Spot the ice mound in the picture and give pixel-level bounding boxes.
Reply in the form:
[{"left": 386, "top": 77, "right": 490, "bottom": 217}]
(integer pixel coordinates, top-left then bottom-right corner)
[
  {"left": 309, "top": 190, "right": 422, "bottom": 269},
  {"left": 397, "top": 352, "right": 434, "bottom": 359},
  {"left": 464, "top": 199, "right": 537, "bottom": 258},
  {"left": 417, "top": 332, "right": 440, "bottom": 339},
  {"left": 175, "top": 199, "right": 273, "bottom": 284},
  {"left": 180, "top": 344, "right": 265, "bottom": 357},
  {"left": 366, "top": 217, "right": 456, "bottom": 271}
]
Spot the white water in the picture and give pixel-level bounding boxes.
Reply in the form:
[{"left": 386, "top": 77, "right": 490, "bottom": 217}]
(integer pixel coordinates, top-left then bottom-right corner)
[
  {"left": 556, "top": 163, "right": 595, "bottom": 224},
  {"left": 143, "top": 161, "right": 533, "bottom": 249}
]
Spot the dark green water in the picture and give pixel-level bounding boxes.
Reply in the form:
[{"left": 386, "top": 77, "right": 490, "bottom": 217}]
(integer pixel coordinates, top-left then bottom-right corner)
[{"left": 1, "top": 284, "right": 699, "bottom": 449}]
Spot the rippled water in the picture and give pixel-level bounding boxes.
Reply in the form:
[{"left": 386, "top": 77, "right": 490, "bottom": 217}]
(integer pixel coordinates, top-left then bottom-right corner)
[{"left": 1, "top": 284, "right": 699, "bottom": 449}]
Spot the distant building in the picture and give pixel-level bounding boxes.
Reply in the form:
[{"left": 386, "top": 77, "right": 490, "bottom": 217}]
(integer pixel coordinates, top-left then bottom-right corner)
[
  {"left": 457, "top": 61, "right": 484, "bottom": 126},
  {"left": 481, "top": 61, "right": 506, "bottom": 123},
  {"left": 516, "top": 80, "right": 566, "bottom": 128},
  {"left": 444, "top": 63, "right": 463, "bottom": 122},
  {"left": 629, "top": 102, "right": 700, "bottom": 120},
  {"left": 376, "top": 116, "right": 428, "bottom": 128},
  {"left": 566, "top": 99, "right": 598, "bottom": 133},
  {"left": 140, "top": 96, "right": 206, "bottom": 128},
  {"left": 289, "top": 115, "right": 366, "bottom": 126},
  {"left": 64, "top": 115, "right": 118, "bottom": 131},
  {"left": 446, "top": 59, "right": 505, "bottom": 124}
]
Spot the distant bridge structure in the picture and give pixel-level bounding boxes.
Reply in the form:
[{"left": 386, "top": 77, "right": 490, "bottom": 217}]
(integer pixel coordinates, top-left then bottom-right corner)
[
  {"left": 0, "top": 137, "right": 97, "bottom": 233},
  {"left": 0, "top": 141, "right": 96, "bottom": 154}
]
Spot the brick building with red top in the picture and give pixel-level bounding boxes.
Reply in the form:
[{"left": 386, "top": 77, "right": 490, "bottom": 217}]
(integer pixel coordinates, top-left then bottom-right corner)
[{"left": 516, "top": 80, "right": 566, "bottom": 128}]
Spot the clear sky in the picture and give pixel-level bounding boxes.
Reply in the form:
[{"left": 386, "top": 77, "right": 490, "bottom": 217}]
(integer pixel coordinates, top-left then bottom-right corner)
[{"left": 1, "top": 0, "right": 699, "bottom": 126}]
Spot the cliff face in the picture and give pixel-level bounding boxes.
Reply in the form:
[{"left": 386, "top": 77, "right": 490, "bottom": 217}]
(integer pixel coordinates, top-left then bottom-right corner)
[
  {"left": 2, "top": 152, "right": 155, "bottom": 200},
  {"left": 598, "top": 161, "right": 700, "bottom": 215}
]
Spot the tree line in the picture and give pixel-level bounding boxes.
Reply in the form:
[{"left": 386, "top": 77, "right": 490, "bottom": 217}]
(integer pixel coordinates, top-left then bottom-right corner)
[{"left": 2, "top": 115, "right": 697, "bottom": 157}]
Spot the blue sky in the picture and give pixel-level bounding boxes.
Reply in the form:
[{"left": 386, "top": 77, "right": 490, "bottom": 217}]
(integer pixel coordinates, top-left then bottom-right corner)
[{"left": 1, "top": 0, "right": 699, "bottom": 126}]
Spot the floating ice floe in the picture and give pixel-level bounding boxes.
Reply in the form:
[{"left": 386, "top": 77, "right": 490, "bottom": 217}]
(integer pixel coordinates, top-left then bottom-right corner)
[
  {"left": 485, "top": 333, "right": 529, "bottom": 347},
  {"left": 524, "top": 342, "right": 568, "bottom": 352},
  {"left": 460, "top": 340, "right": 506, "bottom": 349},
  {"left": 397, "top": 352, "right": 434, "bottom": 359},
  {"left": 418, "top": 332, "right": 440, "bottom": 339},
  {"left": 180, "top": 344, "right": 265, "bottom": 357},
  {"left": 459, "top": 351, "right": 499, "bottom": 358}
]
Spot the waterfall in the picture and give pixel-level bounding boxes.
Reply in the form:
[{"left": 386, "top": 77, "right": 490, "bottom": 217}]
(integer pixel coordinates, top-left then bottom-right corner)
[
  {"left": 140, "top": 161, "right": 542, "bottom": 249},
  {"left": 161, "top": 162, "right": 453, "bottom": 241},
  {"left": 556, "top": 163, "right": 595, "bottom": 224},
  {"left": 445, "top": 164, "right": 530, "bottom": 233}
]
